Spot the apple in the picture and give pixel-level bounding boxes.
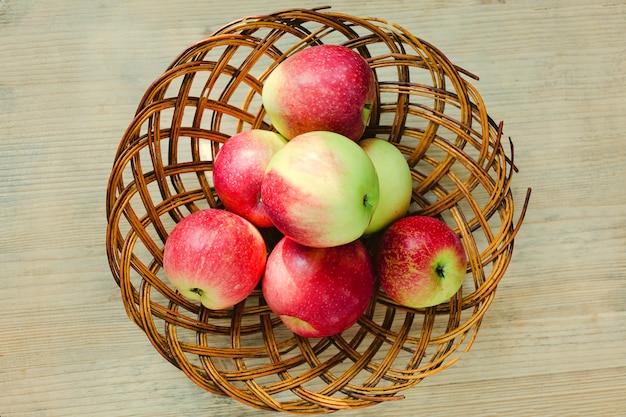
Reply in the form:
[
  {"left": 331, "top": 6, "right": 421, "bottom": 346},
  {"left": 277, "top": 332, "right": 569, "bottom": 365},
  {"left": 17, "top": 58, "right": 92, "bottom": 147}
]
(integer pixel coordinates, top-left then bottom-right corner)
[
  {"left": 262, "top": 236, "right": 375, "bottom": 338},
  {"left": 260, "top": 130, "right": 379, "bottom": 248},
  {"left": 262, "top": 44, "right": 376, "bottom": 141},
  {"left": 375, "top": 215, "right": 467, "bottom": 308},
  {"left": 359, "top": 138, "right": 413, "bottom": 234},
  {"left": 212, "top": 129, "right": 287, "bottom": 228},
  {"left": 162, "top": 208, "right": 267, "bottom": 310}
]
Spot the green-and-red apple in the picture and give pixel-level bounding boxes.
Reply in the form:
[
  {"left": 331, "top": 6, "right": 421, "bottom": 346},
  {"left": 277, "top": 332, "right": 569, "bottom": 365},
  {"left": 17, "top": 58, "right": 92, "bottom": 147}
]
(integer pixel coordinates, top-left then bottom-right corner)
[
  {"left": 262, "top": 236, "right": 375, "bottom": 338},
  {"left": 213, "top": 129, "right": 287, "bottom": 228},
  {"left": 262, "top": 44, "right": 376, "bottom": 141},
  {"left": 359, "top": 138, "right": 413, "bottom": 234},
  {"left": 375, "top": 215, "right": 467, "bottom": 308},
  {"left": 162, "top": 208, "right": 266, "bottom": 310},
  {"left": 260, "top": 131, "right": 379, "bottom": 248}
]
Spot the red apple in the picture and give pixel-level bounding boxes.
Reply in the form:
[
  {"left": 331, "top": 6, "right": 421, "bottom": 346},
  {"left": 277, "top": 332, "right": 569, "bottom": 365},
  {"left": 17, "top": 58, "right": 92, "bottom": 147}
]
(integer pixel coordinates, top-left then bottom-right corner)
[
  {"left": 212, "top": 129, "right": 287, "bottom": 228},
  {"left": 262, "top": 44, "right": 376, "bottom": 141},
  {"left": 375, "top": 216, "right": 467, "bottom": 308},
  {"left": 162, "top": 208, "right": 266, "bottom": 310},
  {"left": 260, "top": 130, "right": 379, "bottom": 248},
  {"left": 262, "top": 237, "right": 375, "bottom": 338}
]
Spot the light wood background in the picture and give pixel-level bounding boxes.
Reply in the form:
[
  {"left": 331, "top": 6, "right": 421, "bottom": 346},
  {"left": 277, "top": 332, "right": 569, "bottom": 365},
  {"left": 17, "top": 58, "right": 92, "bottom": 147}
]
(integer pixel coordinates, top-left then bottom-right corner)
[{"left": 1, "top": 1, "right": 624, "bottom": 416}]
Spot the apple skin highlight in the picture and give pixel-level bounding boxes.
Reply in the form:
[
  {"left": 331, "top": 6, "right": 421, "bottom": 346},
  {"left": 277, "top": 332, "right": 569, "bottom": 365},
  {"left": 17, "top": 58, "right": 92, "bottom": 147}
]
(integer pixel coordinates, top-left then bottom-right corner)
[
  {"left": 262, "top": 237, "right": 375, "bottom": 338},
  {"left": 375, "top": 216, "right": 467, "bottom": 308}
]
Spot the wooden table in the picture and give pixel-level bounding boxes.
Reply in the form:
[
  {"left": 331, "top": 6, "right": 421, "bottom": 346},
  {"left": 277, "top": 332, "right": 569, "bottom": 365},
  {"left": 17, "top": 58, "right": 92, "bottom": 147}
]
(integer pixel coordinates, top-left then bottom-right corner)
[{"left": 1, "top": 1, "right": 624, "bottom": 416}]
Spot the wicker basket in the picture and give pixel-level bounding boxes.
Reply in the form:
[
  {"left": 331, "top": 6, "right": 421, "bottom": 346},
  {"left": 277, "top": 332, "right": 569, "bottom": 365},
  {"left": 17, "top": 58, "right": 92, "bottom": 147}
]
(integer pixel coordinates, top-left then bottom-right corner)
[{"left": 106, "top": 7, "right": 530, "bottom": 413}]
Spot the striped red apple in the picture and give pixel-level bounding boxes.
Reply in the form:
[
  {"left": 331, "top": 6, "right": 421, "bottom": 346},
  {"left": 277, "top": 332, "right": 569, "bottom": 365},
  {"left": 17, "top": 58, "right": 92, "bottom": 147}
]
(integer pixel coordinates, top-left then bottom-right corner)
[
  {"left": 212, "top": 129, "right": 287, "bottom": 228},
  {"left": 262, "top": 44, "right": 376, "bottom": 142},
  {"left": 375, "top": 215, "right": 467, "bottom": 308},
  {"left": 261, "top": 130, "right": 379, "bottom": 248},
  {"left": 162, "top": 209, "right": 266, "bottom": 310},
  {"left": 262, "top": 236, "right": 375, "bottom": 338}
]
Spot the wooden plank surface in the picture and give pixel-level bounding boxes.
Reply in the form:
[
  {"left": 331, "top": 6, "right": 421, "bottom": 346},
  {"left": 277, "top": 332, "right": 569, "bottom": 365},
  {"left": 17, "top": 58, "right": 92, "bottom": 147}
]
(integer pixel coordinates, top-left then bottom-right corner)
[{"left": 1, "top": 0, "right": 624, "bottom": 416}]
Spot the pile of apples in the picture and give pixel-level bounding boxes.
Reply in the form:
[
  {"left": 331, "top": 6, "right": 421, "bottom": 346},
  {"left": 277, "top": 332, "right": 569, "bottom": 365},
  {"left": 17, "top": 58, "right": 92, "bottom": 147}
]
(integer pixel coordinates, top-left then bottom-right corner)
[{"left": 163, "top": 45, "right": 468, "bottom": 338}]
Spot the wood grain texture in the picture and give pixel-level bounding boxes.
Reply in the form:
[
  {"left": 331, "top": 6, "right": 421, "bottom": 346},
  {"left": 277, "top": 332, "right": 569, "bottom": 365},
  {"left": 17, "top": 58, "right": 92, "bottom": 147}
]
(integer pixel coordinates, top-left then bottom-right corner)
[{"left": 1, "top": 0, "right": 624, "bottom": 416}]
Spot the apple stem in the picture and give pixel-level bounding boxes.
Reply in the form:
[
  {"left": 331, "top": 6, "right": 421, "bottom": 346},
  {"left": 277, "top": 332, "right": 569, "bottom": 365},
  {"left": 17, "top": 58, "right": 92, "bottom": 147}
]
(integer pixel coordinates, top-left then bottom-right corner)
[
  {"left": 436, "top": 265, "right": 445, "bottom": 279},
  {"left": 190, "top": 288, "right": 204, "bottom": 296},
  {"left": 363, "top": 194, "right": 374, "bottom": 209}
]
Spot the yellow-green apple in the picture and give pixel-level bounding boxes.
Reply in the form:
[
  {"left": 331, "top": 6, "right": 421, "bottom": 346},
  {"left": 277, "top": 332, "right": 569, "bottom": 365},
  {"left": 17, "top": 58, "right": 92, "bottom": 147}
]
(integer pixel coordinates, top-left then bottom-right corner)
[
  {"left": 213, "top": 129, "right": 287, "bottom": 228},
  {"left": 359, "top": 138, "right": 413, "bottom": 234},
  {"left": 375, "top": 216, "right": 467, "bottom": 308},
  {"left": 262, "top": 236, "right": 375, "bottom": 338},
  {"left": 260, "top": 131, "right": 379, "bottom": 248},
  {"left": 162, "top": 208, "right": 266, "bottom": 310},
  {"left": 262, "top": 44, "right": 376, "bottom": 141}
]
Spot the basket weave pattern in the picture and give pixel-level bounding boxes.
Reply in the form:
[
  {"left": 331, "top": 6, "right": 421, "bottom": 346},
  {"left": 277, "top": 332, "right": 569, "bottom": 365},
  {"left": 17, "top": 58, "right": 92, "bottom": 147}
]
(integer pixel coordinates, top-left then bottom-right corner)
[{"left": 106, "top": 8, "right": 530, "bottom": 413}]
